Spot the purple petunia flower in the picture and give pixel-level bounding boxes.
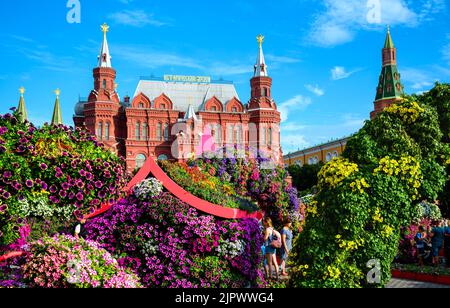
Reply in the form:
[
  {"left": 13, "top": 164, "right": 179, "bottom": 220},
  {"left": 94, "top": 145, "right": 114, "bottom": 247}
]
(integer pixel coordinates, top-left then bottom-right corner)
[
  {"left": 62, "top": 182, "right": 70, "bottom": 190},
  {"left": 76, "top": 192, "right": 84, "bottom": 201},
  {"left": 98, "top": 191, "right": 106, "bottom": 199},
  {"left": 79, "top": 169, "right": 86, "bottom": 177},
  {"left": 75, "top": 201, "right": 83, "bottom": 208},
  {"left": 3, "top": 171, "right": 12, "bottom": 179},
  {"left": 40, "top": 182, "right": 48, "bottom": 191},
  {"left": 0, "top": 146, "right": 6, "bottom": 153},
  {"left": 3, "top": 191, "right": 11, "bottom": 199},
  {"left": 0, "top": 126, "right": 8, "bottom": 135},
  {"left": 14, "top": 183, "right": 23, "bottom": 191},
  {"left": 39, "top": 163, "right": 48, "bottom": 170},
  {"left": 94, "top": 181, "right": 103, "bottom": 189},
  {"left": 86, "top": 173, "right": 94, "bottom": 181},
  {"left": 49, "top": 185, "right": 57, "bottom": 193},
  {"left": 59, "top": 190, "right": 67, "bottom": 198},
  {"left": 76, "top": 180, "right": 85, "bottom": 189},
  {"left": 68, "top": 192, "right": 75, "bottom": 200},
  {"left": 25, "top": 180, "right": 33, "bottom": 188}
]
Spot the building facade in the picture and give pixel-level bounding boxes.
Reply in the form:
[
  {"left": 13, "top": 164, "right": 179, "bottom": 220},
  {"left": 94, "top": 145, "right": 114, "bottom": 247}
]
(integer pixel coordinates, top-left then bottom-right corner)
[
  {"left": 284, "top": 27, "right": 404, "bottom": 167},
  {"left": 74, "top": 25, "right": 282, "bottom": 172}
]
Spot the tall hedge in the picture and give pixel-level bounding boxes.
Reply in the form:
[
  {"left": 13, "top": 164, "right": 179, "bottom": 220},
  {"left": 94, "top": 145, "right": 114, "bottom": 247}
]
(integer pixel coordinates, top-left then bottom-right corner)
[{"left": 290, "top": 88, "right": 450, "bottom": 288}]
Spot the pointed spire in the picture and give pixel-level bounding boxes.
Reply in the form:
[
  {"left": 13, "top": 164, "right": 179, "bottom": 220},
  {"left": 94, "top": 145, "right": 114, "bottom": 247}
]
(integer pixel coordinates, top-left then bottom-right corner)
[
  {"left": 17, "top": 86, "right": 28, "bottom": 122},
  {"left": 98, "top": 23, "right": 112, "bottom": 68},
  {"left": 51, "top": 88, "right": 63, "bottom": 126},
  {"left": 184, "top": 104, "right": 198, "bottom": 121},
  {"left": 254, "top": 34, "right": 268, "bottom": 77},
  {"left": 384, "top": 25, "right": 394, "bottom": 49}
]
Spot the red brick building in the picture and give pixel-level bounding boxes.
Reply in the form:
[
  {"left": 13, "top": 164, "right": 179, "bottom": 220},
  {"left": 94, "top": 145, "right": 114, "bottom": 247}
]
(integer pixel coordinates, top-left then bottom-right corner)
[{"left": 74, "top": 25, "right": 281, "bottom": 172}]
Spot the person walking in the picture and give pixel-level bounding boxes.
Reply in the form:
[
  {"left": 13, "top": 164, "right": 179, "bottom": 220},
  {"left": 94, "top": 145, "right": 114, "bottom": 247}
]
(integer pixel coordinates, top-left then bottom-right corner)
[
  {"left": 262, "top": 217, "right": 280, "bottom": 280},
  {"left": 445, "top": 220, "right": 450, "bottom": 268},
  {"left": 415, "top": 226, "right": 427, "bottom": 266},
  {"left": 280, "top": 218, "right": 293, "bottom": 276},
  {"left": 430, "top": 220, "right": 445, "bottom": 266}
]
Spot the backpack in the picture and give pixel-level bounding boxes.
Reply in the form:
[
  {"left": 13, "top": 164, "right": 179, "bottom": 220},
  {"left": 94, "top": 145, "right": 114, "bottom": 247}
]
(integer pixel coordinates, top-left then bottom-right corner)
[{"left": 270, "top": 229, "right": 282, "bottom": 249}]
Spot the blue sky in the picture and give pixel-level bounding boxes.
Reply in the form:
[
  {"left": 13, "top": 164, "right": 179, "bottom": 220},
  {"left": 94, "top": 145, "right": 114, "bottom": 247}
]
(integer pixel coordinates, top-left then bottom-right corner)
[{"left": 0, "top": 0, "right": 449, "bottom": 154}]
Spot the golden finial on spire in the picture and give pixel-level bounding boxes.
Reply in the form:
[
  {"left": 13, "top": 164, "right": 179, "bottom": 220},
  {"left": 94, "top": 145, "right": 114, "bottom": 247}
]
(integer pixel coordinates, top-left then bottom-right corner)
[
  {"left": 101, "top": 23, "right": 109, "bottom": 36},
  {"left": 387, "top": 24, "right": 390, "bottom": 33},
  {"left": 256, "top": 34, "right": 265, "bottom": 48},
  {"left": 114, "top": 83, "right": 118, "bottom": 90},
  {"left": 19, "top": 86, "right": 25, "bottom": 96},
  {"left": 54, "top": 88, "right": 61, "bottom": 98}
]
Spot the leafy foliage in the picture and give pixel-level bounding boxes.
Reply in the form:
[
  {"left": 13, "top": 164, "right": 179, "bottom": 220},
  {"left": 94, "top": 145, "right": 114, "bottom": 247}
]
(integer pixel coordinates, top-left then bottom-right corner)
[{"left": 291, "top": 92, "right": 449, "bottom": 288}]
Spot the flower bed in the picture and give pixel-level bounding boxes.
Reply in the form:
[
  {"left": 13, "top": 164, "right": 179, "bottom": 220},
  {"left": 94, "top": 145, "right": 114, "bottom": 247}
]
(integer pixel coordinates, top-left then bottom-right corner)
[
  {"left": 84, "top": 185, "right": 266, "bottom": 288},
  {"left": 391, "top": 264, "right": 450, "bottom": 285},
  {"left": 160, "top": 152, "right": 303, "bottom": 229},
  {"left": 0, "top": 110, "right": 127, "bottom": 246},
  {"left": 21, "top": 234, "right": 141, "bottom": 288}
]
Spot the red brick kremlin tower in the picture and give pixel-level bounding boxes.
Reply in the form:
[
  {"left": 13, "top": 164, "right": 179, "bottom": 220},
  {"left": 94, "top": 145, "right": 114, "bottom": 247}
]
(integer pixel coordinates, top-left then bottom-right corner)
[
  {"left": 74, "top": 25, "right": 282, "bottom": 172},
  {"left": 371, "top": 26, "right": 405, "bottom": 119},
  {"left": 248, "top": 35, "right": 282, "bottom": 161}
]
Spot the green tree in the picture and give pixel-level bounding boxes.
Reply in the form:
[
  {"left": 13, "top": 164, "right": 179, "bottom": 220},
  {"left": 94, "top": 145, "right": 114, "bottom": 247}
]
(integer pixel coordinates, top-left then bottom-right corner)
[
  {"left": 287, "top": 163, "right": 323, "bottom": 195},
  {"left": 290, "top": 88, "right": 449, "bottom": 288}
]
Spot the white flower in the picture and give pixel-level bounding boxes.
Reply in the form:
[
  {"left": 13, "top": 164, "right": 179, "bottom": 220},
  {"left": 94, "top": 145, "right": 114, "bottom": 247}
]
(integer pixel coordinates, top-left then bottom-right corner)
[{"left": 134, "top": 178, "right": 163, "bottom": 200}]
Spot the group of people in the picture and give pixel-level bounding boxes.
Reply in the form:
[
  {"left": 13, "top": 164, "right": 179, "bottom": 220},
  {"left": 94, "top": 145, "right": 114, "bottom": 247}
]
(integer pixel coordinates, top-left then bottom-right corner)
[
  {"left": 261, "top": 217, "right": 293, "bottom": 281},
  {"left": 415, "top": 219, "right": 450, "bottom": 267}
]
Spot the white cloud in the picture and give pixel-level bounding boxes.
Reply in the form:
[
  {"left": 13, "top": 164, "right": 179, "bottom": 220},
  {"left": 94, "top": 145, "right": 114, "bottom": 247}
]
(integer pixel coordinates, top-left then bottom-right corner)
[
  {"left": 401, "top": 67, "right": 438, "bottom": 91},
  {"left": 279, "top": 95, "right": 312, "bottom": 122},
  {"left": 308, "top": 0, "right": 445, "bottom": 47},
  {"left": 113, "top": 45, "right": 202, "bottom": 69},
  {"left": 109, "top": 10, "right": 167, "bottom": 27},
  {"left": 265, "top": 55, "right": 301, "bottom": 64},
  {"left": 305, "top": 84, "right": 325, "bottom": 96},
  {"left": 209, "top": 63, "right": 252, "bottom": 76},
  {"left": 281, "top": 122, "right": 307, "bottom": 132},
  {"left": 331, "top": 66, "right": 360, "bottom": 80},
  {"left": 443, "top": 34, "right": 450, "bottom": 63},
  {"left": 281, "top": 134, "right": 310, "bottom": 153}
]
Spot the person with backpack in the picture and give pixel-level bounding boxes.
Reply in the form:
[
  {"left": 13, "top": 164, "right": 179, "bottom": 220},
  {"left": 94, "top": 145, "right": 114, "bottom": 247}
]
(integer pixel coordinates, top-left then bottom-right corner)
[
  {"left": 430, "top": 220, "right": 446, "bottom": 266},
  {"left": 445, "top": 220, "right": 450, "bottom": 268},
  {"left": 280, "top": 217, "right": 293, "bottom": 276},
  {"left": 262, "top": 217, "right": 281, "bottom": 280},
  {"left": 415, "top": 226, "right": 427, "bottom": 266}
]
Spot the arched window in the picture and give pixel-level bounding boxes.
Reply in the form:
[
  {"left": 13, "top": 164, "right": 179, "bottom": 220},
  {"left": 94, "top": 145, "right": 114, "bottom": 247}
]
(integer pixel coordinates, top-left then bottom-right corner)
[
  {"left": 158, "top": 154, "right": 168, "bottom": 161},
  {"left": 236, "top": 125, "right": 242, "bottom": 144},
  {"left": 105, "top": 122, "right": 110, "bottom": 141},
  {"left": 262, "top": 88, "right": 268, "bottom": 97},
  {"left": 157, "top": 122, "right": 162, "bottom": 141},
  {"left": 164, "top": 123, "right": 169, "bottom": 141},
  {"left": 268, "top": 128, "right": 272, "bottom": 146},
  {"left": 326, "top": 153, "right": 332, "bottom": 162},
  {"left": 211, "top": 106, "right": 217, "bottom": 112},
  {"left": 135, "top": 154, "right": 146, "bottom": 169},
  {"left": 136, "top": 122, "right": 141, "bottom": 141},
  {"left": 215, "top": 125, "right": 221, "bottom": 145},
  {"left": 333, "top": 151, "right": 339, "bottom": 158},
  {"left": 261, "top": 127, "right": 267, "bottom": 145},
  {"left": 232, "top": 107, "right": 237, "bottom": 113},
  {"left": 102, "top": 79, "right": 107, "bottom": 89},
  {"left": 227, "top": 125, "right": 233, "bottom": 143},
  {"left": 161, "top": 104, "right": 166, "bottom": 110},
  {"left": 295, "top": 161, "right": 303, "bottom": 167},
  {"left": 139, "top": 103, "right": 144, "bottom": 109},
  {"left": 97, "top": 122, "right": 103, "bottom": 140},
  {"left": 142, "top": 123, "right": 148, "bottom": 140}
]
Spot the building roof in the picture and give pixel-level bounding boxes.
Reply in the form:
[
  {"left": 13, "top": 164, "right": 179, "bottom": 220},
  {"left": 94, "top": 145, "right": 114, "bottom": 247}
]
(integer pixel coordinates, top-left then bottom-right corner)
[
  {"left": 183, "top": 104, "right": 198, "bottom": 121},
  {"left": 254, "top": 34, "right": 268, "bottom": 77},
  {"left": 283, "top": 136, "right": 352, "bottom": 159},
  {"left": 17, "top": 87, "right": 28, "bottom": 123},
  {"left": 98, "top": 23, "right": 112, "bottom": 68},
  {"left": 133, "top": 77, "right": 240, "bottom": 112},
  {"left": 384, "top": 26, "right": 395, "bottom": 49},
  {"left": 51, "top": 89, "right": 63, "bottom": 125}
]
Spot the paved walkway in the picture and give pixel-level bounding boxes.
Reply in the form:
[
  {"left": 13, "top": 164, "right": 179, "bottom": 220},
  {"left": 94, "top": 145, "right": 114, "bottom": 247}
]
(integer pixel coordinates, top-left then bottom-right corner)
[{"left": 387, "top": 279, "right": 450, "bottom": 288}]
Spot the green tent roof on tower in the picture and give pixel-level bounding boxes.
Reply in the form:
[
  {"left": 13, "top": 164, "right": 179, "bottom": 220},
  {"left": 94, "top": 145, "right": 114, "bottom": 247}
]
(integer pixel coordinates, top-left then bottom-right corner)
[
  {"left": 17, "top": 87, "right": 28, "bottom": 122},
  {"left": 51, "top": 89, "right": 63, "bottom": 125},
  {"left": 384, "top": 25, "right": 394, "bottom": 49}
]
